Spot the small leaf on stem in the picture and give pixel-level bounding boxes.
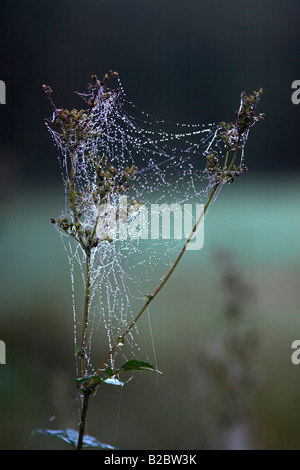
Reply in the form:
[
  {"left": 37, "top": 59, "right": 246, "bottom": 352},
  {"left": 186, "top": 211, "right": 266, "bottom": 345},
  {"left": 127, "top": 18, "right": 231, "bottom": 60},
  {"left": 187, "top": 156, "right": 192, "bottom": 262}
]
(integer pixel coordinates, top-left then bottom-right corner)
[
  {"left": 35, "top": 428, "right": 117, "bottom": 449},
  {"left": 120, "top": 359, "right": 163, "bottom": 375}
]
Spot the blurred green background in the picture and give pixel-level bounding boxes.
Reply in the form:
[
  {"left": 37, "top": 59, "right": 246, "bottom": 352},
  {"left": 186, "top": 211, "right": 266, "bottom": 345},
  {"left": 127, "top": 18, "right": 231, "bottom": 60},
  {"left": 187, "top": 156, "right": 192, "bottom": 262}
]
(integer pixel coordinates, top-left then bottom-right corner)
[{"left": 0, "top": 0, "right": 300, "bottom": 450}]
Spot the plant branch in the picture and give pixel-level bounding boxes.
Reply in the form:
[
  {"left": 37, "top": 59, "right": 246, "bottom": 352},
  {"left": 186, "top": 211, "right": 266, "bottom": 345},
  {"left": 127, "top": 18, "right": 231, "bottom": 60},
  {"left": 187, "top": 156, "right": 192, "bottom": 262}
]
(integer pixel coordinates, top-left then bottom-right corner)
[
  {"left": 76, "top": 392, "right": 90, "bottom": 450},
  {"left": 80, "top": 250, "right": 91, "bottom": 377},
  {"left": 93, "top": 180, "right": 220, "bottom": 376},
  {"left": 227, "top": 134, "right": 241, "bottom": 172}
]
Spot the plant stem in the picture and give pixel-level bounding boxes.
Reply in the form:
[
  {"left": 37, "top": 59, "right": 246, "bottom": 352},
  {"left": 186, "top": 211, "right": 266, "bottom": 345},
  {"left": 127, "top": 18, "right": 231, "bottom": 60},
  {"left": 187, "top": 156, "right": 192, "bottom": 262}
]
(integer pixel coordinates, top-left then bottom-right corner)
[
  {"left": 223, "top": 150, "right": 230, "bottom": 171},
  {"left": 76, "top": 250, "right": 91, "bottom": 451},
  {"left": 76, "top": 392, "right": 90, "bottom": 450},
  {"left": 70, "top": 147, "right": 92, "bottom": 377},
  {"left": 80, "top": 250, "right": 91, "bottom": 377},
  {"left": 227, "top": 134, "right": 241, "bottom": 172},
  {"left": 70, "top": 149, "right": 86, "bottom": 252}
]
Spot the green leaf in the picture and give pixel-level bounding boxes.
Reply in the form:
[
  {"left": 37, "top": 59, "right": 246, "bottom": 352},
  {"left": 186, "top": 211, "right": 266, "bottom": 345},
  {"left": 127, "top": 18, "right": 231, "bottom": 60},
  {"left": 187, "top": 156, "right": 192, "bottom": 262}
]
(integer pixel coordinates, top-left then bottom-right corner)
[
  {"left": 105, "top": 366, "right": 114, "bottom": 377},
  {"left": 120, "top": 360, "right": 163, "bottom": 375},
  {"left": 76, "top": 373, "right": 101, "bottom": 392},
  {"left": 75, "top": 346, "right": 84, "bottom": 358},
  {"left": 76, "top": 373, "right": 99, "bottom": 387},
  {"left": 36, "top": 428, "right": 117, "bottom": 449}
]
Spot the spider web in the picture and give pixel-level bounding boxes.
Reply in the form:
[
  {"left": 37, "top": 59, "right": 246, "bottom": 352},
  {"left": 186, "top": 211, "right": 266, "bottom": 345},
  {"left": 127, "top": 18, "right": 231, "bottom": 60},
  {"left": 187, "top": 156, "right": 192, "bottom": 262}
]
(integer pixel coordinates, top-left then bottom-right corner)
[{"left": 46, "top": 74, "right": 221, "bottom": 379}]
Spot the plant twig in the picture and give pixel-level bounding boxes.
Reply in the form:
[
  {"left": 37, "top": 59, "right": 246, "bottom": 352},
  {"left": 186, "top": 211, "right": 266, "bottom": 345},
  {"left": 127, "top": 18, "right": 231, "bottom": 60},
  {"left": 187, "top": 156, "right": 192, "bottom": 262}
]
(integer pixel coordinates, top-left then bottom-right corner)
[
  {"left": 76, "top": 392, "right": 90, "bottom": 450},
  {"left": 80, "top": 251, "right": 91, "bottom": 377},
  {"left": 94, "top": 181, "right": 219, "bottom": 376}
]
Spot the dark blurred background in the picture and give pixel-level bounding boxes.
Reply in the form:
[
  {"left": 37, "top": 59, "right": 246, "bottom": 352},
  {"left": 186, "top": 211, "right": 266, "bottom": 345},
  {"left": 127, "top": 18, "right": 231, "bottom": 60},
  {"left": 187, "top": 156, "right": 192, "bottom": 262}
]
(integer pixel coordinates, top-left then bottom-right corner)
[{"left": 0, "top": 0, "right": 299, "bottom": 450}]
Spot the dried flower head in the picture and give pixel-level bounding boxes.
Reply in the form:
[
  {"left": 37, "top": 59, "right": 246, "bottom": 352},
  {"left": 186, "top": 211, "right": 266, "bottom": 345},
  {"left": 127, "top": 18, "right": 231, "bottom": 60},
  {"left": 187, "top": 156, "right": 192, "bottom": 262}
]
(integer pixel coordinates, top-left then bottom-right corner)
[{"left": 206, "top": 89, "right": 264, "bottom": 184}]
